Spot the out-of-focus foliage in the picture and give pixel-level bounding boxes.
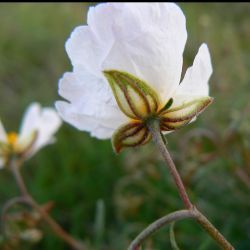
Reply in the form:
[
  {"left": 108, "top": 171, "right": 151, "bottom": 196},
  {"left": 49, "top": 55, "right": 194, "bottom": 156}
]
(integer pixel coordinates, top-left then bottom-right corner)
[{"left": 0, "top": 3, "right": 249, "bottom": 250}]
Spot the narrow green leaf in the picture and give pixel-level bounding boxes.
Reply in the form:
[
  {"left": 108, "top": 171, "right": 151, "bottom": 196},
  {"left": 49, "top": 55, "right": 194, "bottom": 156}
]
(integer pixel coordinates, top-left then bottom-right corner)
[
  {"left": 94, "top": 199, "right": 105, "bottom": 248},
  {"left": 170, "top": 222, "right": 180, "bottom": 250},
  {"left": 111, "top": 121, "right": 151, "bottom": 153},
  {"left": 103, "top": 70, "right": 159, "bottom": 119}
]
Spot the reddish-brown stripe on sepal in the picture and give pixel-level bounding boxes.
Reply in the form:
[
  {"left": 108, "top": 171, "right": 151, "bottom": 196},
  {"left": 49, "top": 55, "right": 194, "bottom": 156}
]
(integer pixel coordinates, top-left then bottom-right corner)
[
  {"left": 160, "top": 97, "right": 213, "bottom": 122},
  {"left": 111, "top": 121, "right": 151, "bottom": 153},
  {"left": 160, "top": 119, "right": 192, "bottom": 131},
  {"left": 103, "top": 70, "right": 160, "bottom": 120}
]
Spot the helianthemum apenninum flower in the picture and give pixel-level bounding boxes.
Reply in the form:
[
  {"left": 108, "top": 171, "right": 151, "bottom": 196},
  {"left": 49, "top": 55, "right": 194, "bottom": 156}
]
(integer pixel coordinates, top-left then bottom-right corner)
[
  {"left": 56, "top": 3, "right": 213, "bottom": 153},
  {"left": 0, "top": 103, "right": 62, "bottom": 168}
]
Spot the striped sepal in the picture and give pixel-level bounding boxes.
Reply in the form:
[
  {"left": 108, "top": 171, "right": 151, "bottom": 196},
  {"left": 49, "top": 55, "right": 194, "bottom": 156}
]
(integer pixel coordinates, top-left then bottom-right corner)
[
  {"left": 103, "top": 70, "right": 159, "bottom": 119},
  {"left": 112, "top": 121, "right": 151, "bottom": 153}
]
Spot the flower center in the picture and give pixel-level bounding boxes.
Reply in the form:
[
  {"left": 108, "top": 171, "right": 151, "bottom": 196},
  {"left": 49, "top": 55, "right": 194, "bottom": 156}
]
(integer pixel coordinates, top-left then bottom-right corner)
[{"left": 7, "top": 132, "right": 18, "bottom": 147}]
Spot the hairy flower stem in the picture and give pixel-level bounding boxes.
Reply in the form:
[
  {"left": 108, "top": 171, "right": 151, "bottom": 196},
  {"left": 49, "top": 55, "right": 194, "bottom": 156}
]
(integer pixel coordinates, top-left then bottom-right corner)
[
  {"left": 9, "top": 159, "right": 85, "bottom": 250},
  {"left": 148, "top": 120, "right": 193, "bottom": 209},
  {"left": 128, "top": 120, "right": 234, "bottom": 249}
]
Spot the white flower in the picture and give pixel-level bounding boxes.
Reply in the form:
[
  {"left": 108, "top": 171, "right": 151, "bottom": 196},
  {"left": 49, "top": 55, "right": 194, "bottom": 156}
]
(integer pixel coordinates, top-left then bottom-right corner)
[
  {"left": 0, "top": 103, "right": 62, "bottom": 168},
  {"left": 56, "top": 3, "right": 213, "bottom": 151}
]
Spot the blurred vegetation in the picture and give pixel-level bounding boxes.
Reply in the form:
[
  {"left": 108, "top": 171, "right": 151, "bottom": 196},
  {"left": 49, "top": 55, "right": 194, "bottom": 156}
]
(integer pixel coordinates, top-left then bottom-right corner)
[{"left": 0, "top": 3, "right": 249, "bottom": 250}]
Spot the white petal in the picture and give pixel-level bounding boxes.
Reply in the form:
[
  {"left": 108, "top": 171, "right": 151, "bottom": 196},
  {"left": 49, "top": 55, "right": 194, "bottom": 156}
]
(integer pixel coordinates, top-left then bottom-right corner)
[
  {"left": 18, "top": 103, "right": 62, "bottom": 157},
  {"left": 31, "top": 108, "right": 62, "bottom": 155},
  {"left": 87, "top": 3, "right": 117, "bottom": 42},
  {"left": 169, "top": 44, "right": 213, "bottom": 124},
  {"left": 65, "top": 26, "right": 100, "bottom": 75},
  {"left": 66, "top": 3, "right": 187, "bottom": 103},
  {"left": 55, "top": 101, "right": 119, "bottom": 139},
  {"left": 101, "top": 3, "right": 187, "bottom": 103},
  {"left": 59, "top": 3, "right": 189, "bottom": 137},
  {"left": 15, "top": 130, "right": 37, "bottom": 155},
  {"left": 65, "top": 25, "right": 112, "bottom": 77},
  {"left": 0, "top": 119, "right": 7, "bottom": 143},
  {"left": 176, "top": 43, "right": 212, "bottom": 97},
  {"left": 58, "top": 70, "right": 112, "bottom": 104},
  {"left": 57, "top": 70, "right": 128, "bottom": 139},
  {"left": 19, "top": 103, "right": 41, "bottom": 137}
]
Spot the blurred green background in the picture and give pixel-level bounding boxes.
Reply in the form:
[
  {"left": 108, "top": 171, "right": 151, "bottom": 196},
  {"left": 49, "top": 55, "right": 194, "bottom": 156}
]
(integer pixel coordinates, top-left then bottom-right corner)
[{"left": 0, "top": 3, "right": 249, "bottom": 250}]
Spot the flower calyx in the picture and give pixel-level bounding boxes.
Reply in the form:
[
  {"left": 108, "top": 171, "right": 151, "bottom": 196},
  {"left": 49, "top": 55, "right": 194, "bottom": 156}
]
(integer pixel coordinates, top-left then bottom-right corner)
[{"left": 104, "top": 70, "right": 213, "bottom": 153}]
